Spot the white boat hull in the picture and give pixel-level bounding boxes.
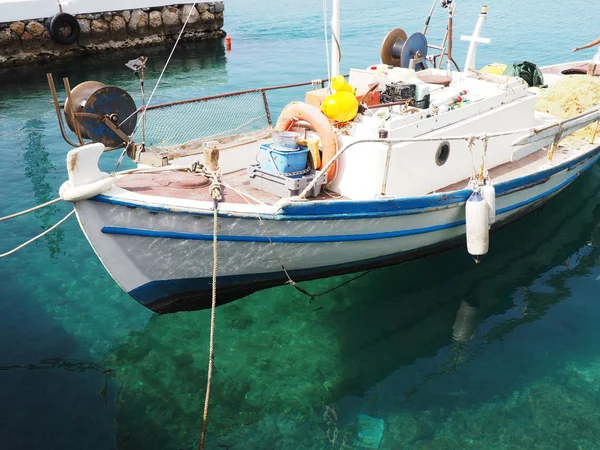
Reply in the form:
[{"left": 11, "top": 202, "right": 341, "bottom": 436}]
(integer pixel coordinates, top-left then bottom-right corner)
[{"left": 73, "top": 146, "right": 600, "bottom": 313}]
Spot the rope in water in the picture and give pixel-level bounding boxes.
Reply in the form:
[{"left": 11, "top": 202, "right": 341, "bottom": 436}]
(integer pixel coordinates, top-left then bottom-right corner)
[
  {"left": 199, "top": 165, "right": 222, "bottom": 450},
  {"left": 0, "top": 209, "right": 75, "bottom": 259},
  {"left": 0, "top": 197, "right": 61, "bottom": 222}
]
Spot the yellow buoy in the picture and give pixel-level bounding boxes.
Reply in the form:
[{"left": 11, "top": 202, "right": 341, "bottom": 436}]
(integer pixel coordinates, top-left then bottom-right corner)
[
  {"left": 320, "top": 91, "right": 359, "bottom": 123},
  {"left": 331, "top": 75, "right": 355, "bottom": 93}
]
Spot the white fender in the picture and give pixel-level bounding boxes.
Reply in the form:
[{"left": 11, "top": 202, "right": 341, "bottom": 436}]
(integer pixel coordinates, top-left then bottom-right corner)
[
  {"left": 481, "top": 183, "right": 496, "bottom": 225},
  {"left": 59, "top": 142, "right": 114, "bottom": 202},
  {"left": 59, "top": 177, "right": 114, "bottom": 202},
  {"left": 466, "top": 190, "right": 489, "bottom": 257}
]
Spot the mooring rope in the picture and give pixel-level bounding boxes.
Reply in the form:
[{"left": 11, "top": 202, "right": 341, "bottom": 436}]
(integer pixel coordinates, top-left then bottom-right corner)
[
  {"left": 256, "top": 215, "right": 372, "bottom": 301},
  {"left": 286, "top": 268, "right": 373, "bottom": 302},
  {"left": 0, "top": 197, "right": 61, "bottom": 222},
  {"left": 220, "top": 180, "right": 267, "bottom": 205},
  {"left": 199, "top": 167, "right": 221, "bottom": 450},
  {"left": 223, "top": 181, "right": 372, "bottom": 302},
  {"left": 0, "top": 209, "right": 75, "bottom": 259}
]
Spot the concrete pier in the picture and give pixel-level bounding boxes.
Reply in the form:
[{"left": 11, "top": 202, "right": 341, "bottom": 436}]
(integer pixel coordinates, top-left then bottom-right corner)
[{"left": 0, "top": 1, "right": 225, "bottom": 66}]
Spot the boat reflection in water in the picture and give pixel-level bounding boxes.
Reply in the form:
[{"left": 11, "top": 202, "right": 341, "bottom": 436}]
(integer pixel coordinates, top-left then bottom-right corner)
[
  {"left": 452, "top": 299, "right": 480, "bottom": 342},
  {"left": 106, "top": 166, "right": 600, "bottom": 449},
  {"left": 21, "top": 119, "right": 65, "bottom": 257}
]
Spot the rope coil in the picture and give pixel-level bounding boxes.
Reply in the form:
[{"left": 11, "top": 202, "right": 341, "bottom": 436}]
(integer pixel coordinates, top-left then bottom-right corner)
[{"left": 189, "top": 163, "right": 223, "bottom": 202}]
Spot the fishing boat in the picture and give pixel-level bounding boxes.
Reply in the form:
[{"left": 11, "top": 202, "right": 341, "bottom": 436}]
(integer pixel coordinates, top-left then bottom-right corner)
[{"left": 49, "top": 2, "right": 600, "bottom": 314}]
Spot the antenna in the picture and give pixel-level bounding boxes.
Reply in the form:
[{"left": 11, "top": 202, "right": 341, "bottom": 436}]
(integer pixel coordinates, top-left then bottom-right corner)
[
  {"left": 331, "top": 0, "right": 341, "bottom": 77},
  {"left": 425, "top": 0, "right": 460, "bottom": 70},
  {"left": 126, "top": 56, "right": 148, "bottom": 150},
  {"left": 441, "top": 0, "right": 454, "bottom": 73}
]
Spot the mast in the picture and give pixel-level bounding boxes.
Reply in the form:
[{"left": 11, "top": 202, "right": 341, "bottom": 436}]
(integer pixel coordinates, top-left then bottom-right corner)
[
  {"left": 331, "top": 0, "right": 340, "bottom": 78},
  {"left": 462, "top": 5, "right": 489, "bottom": 71}
]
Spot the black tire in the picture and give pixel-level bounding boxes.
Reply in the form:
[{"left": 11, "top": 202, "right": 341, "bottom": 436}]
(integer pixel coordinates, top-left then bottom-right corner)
[{"left": 49, "top": 13, "right": 80, "bottom": 45}]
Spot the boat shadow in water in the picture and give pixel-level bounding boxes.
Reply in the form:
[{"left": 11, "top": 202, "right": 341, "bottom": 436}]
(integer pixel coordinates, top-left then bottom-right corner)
[{"left": 106, "top": 166, "right": 600, "bottom": 449}]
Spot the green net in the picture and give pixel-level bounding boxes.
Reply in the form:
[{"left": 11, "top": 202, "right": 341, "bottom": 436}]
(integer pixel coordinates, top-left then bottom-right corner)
[
  {"left": 135, "top": 89, "right": 271, "bottom": 150},
  {"left": 503, "top": 61, "right": 545, "bottom": 87}
]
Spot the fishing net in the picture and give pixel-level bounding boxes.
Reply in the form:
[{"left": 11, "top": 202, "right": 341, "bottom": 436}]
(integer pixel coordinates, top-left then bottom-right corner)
[
  {"left": 536, "top": 75, "right": 600, "bottom": 141},
  {"left": 135, "top": 89, "right": 272, "bottom": 151}
]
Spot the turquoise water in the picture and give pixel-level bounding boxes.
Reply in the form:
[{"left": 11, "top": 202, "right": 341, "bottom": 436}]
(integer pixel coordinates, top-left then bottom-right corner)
[{"left": 1, "top": 0, "right": 600, "bottom": 448}]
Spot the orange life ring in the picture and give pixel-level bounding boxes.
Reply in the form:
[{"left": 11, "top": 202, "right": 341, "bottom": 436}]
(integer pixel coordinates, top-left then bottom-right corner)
[{"left": 275, "top": 102, "right": 337, "bottom": 183}]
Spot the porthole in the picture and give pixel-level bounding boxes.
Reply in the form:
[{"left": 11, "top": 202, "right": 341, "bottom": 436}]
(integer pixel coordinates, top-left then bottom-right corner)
[{"left": 436, "top": 141, "right": 450, "bottom": 166}]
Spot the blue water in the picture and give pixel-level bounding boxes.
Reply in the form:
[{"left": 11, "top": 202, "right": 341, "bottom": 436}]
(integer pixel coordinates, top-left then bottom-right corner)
[{"left": 1, "top": 0, "right": 600, "bottom": 448}]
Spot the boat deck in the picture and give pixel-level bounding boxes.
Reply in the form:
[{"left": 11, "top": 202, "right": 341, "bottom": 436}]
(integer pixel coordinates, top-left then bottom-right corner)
[
  {"left": 542, "top": 61, "right": 590, "bottom": 75},
  {"left": 437, "top": 140, "right": 594, "bottom": 193},
  {"left": 116, "top": 169, "right": 346, "bottom": 205},
  {"left": 116, "top": 139, "right": 594, "bottom": 204}
]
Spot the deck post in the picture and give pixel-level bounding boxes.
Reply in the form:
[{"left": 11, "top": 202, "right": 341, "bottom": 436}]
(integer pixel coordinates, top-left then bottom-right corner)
[
  {"left": 204, "top": 143, "right": 220, "bottom": 172},
  {"left": 380, "top": 142, "right": 393, "bottom": 196}
]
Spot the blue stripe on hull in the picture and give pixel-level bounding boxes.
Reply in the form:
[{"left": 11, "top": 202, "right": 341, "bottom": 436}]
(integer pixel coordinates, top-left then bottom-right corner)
[
  {"left": 103, "top": 218, "right": 465, "bottom": 243},
  {"left": 101, "top": 171, "right": 579, "bottom": 243}
]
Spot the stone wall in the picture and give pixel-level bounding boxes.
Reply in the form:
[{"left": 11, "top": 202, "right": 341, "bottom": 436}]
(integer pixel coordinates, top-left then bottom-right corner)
[{"left": 0, "top": 2, "right": 225, "bottom": 66}]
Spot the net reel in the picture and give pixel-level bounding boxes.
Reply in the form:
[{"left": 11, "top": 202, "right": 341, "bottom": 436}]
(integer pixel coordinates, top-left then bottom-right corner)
[
  {"left": 381, "top": 28, "right": 428, "bottom": 71},
  {"left": 47, "top": 57, "right": 171, "bottom": 167},
  {"left": 62, "top": 81, "right": 137, "bottom": 148}
]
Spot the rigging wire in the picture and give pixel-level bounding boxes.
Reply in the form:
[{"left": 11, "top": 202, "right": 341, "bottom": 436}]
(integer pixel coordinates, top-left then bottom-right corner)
[{"left": 114, "top": 2, "right": 199, "bottom": 173}]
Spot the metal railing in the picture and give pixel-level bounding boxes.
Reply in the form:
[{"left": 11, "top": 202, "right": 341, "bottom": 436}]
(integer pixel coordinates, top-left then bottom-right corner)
[
  {"left": 49, "top": 72, "right": 347, "bottom": 153},
  {"left": 142, "top": 75, "right": 344, "bottom": 127}
]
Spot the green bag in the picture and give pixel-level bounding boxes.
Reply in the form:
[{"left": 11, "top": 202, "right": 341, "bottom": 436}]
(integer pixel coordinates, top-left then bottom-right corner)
[{"left": 503, "top": 61, "right": 545, "bottom": 87}]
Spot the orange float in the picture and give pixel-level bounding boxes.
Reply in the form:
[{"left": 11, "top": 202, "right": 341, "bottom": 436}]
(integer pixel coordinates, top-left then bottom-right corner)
[{"left": 275, "top": 102, "right": 337, "bottom": 183}]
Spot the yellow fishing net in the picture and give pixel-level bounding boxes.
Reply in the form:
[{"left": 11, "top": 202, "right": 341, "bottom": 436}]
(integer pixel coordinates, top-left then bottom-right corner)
[{"left": 536, "top": 75, "right": 600, "bottom": 141}]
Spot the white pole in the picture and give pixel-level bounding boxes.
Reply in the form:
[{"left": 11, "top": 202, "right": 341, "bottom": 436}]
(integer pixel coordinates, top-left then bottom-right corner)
[
  {"left": 331, "top": 0, "right": 340, "bottom": 78},
  {"left": 446, "top": 6, "right": 453, "bottom": 73},
  {"left": 464, "top": 6, "right": 489, "bottom": 71}
]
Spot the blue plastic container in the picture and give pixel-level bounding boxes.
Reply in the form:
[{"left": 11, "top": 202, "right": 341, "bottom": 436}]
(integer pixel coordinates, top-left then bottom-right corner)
[{"left": 258, "top": 143, "right": 309, "bottom": 178}]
